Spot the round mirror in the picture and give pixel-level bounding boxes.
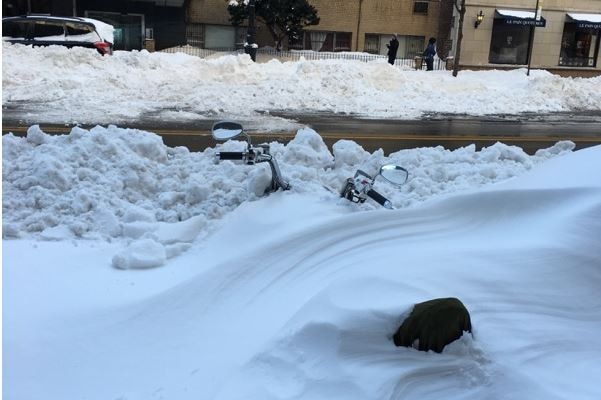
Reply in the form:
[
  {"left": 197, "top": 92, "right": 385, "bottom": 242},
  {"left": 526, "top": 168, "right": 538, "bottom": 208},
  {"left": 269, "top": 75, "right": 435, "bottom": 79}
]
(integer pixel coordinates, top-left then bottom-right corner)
[
  {"left": 379, "top": 164, "right": 408, "bottom": 186},
  {"left": 212, "top": 121, "right": 244, "bottom": 141}
]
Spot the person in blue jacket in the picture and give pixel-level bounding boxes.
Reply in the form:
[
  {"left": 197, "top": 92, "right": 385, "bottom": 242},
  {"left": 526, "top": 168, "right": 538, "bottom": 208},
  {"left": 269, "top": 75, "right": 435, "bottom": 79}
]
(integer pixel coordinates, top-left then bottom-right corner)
[{"left": 423, "top": 37, "right": 437, "bottom": 71}]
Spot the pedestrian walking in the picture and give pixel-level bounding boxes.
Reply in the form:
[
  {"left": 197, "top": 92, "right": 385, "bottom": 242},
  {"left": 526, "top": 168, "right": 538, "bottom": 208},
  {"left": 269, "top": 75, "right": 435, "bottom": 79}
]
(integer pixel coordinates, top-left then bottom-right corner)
[
  {"left": 387, "top": 34, "right": 399, "bottom": 65},
  {"left": 423, "top": 37, "right": 437, "bottom": 71}
]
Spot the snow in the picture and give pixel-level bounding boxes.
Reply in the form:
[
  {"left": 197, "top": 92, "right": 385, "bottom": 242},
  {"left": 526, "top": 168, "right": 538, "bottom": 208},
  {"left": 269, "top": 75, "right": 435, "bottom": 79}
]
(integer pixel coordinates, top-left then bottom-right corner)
[
  {"left": 80, "top": 17, "right": 115, "bottom": 44},
  {"left": 3, "top": 43, "right": 601, "bottom": 126},
  {"left": 567, "top": 13, "right": 601, "bottom": 23},
  {"left": 3, "top": 46, "right": 601, "bottom": 400},
  {"left": 1, "top": 124, "right": 575, "bottom": 244},
  {"left": 4, "top": 125, "right": 601, "bottom": 400},
  {"left": 496, "top": 9, "right": 539, "bottom": 19}
]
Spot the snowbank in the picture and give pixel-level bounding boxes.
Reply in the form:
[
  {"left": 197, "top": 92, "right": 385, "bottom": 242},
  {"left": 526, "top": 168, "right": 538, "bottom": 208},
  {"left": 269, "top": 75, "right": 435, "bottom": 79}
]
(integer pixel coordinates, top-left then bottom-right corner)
[
  {"left": 2, "top": 124, "right": 574, "bottom": 243},
  {"left": 3, "top": 43, "right": 601, "bottom": 125},
  {"left": 2, "top": 124, "right": 576, "bottom": 269},
  {"left": 4, "top": 143, "right": 601, "bottom": 400}
]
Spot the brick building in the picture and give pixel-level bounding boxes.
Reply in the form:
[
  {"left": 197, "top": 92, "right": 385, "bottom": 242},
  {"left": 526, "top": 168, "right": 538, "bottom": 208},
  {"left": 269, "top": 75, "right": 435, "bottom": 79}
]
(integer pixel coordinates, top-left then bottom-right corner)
[
  {"left": 186, "top": 0, "right": 442, "bottom": 59},
  {"left": 4, "top": 0, "right": 599, "bottom": 75}
]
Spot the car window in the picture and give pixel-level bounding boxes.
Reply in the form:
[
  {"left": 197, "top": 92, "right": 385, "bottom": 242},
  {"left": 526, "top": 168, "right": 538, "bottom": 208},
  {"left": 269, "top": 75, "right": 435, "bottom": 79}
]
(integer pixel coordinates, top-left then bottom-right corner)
[
  {"left": 32, "top": 21, "right": 65, "bottom": 39},
  {"left": 2, "top": 20, "right": 31, "bottom": 39},
  {"left": 65, "top": 22, "right": 100, "bottom": 42}
]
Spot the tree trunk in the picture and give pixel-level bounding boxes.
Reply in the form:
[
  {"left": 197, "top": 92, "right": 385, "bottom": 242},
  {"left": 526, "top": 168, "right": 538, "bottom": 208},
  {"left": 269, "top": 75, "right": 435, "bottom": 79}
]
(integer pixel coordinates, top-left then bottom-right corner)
[
  {"left": 266, "top": 24, "right": 282, "bottom": 50},
  {"left": 275, "top": 31, "right": 287, "bottom": 51},
  {"left": 437, "top": 0, "right": 455, "bottom": 60},
  {"left": 452, "top": 0, "right": 466, "bottom": 77}
]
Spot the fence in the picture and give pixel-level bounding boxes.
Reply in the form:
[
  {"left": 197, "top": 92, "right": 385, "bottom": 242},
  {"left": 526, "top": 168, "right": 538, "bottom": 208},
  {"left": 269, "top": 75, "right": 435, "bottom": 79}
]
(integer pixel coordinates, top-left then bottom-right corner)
[{"left": 159, "top": 46, "right": 448, "bottom": 70}]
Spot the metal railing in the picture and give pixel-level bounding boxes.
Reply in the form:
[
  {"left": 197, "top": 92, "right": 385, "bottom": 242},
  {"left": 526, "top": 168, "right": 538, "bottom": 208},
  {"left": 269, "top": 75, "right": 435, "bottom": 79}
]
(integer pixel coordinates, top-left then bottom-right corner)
[{"left": 160, "top": 45, "right": 447, "bottom": 70}]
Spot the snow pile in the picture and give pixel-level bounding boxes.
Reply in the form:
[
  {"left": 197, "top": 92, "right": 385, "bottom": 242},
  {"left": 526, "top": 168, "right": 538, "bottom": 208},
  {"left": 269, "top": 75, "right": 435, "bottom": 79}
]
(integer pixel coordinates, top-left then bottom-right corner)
[
  {"left": 4, "top": 144, "right": 601, "bottom": 400},
  {"left": 2, "top": 124, "right": 575, "bottom": 269},
  {"left": 3, "top": 43, "right": 601, "bottom": 125},
  {"left": 2, "top": 124, "right": 574, "bottom": 242}
]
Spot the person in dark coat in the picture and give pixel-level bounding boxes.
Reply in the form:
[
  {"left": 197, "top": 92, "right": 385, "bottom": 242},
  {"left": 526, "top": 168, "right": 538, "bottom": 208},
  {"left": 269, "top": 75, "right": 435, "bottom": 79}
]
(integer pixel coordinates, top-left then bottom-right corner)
[
  {"left": 423, "top": 37, "right": 437, "bottom": 71},
  {"left": 387, "top": 34, "right": 399, "bottom": 65}
]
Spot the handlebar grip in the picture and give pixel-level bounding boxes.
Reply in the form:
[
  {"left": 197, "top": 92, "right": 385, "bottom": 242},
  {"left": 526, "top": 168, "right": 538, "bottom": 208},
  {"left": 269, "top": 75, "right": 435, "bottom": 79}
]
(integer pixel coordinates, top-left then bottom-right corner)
[
  {"left": 218, "top": 152, "right": 245, "bottom": 160},
  {"left": 367, "top": 189, "right": 393, "bottom": 209}
]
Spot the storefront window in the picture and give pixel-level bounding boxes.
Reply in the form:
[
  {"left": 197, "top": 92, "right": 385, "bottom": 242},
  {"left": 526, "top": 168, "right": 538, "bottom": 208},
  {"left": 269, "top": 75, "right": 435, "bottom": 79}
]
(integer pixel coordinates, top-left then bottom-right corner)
[
  {"left": 489, "top": 19, "right": 530, "bottom": 64},
  {"left": 559, "top": 23, "right": 599, "bottom": 67}
]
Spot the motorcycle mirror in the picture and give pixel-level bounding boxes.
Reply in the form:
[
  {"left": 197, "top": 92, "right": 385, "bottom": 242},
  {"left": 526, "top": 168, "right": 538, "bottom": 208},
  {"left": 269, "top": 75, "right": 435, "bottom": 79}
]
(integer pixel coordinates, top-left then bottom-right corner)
[
  {"left": 212, "top": 121, "right": 244, "bottom": 141},
  {"left": 379, "top": 164, "right": 408, "bottom": 186}
]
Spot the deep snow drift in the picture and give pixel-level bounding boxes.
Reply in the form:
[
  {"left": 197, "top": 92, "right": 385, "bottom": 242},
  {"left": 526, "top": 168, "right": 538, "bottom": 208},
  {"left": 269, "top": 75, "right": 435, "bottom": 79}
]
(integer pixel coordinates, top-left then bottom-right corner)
[
  {"left": 3, "top": 124, "right": 601, "bottom": 400},
  {"left": 3, "top": 42, "right": 601, "bottom": 127}
]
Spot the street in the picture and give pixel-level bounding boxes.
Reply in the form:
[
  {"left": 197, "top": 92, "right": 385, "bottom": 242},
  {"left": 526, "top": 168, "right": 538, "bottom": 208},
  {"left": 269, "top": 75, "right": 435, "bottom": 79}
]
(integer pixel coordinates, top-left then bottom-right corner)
[{"left": 3, "top": 111, "right": 601, "bottom": 155}]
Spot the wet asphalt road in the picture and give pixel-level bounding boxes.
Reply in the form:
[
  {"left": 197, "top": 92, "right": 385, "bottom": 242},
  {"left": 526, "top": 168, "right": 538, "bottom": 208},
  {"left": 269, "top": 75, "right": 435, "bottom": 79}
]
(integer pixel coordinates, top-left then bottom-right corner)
[{"left": 3, "top": 110, "right": 601, "bottom": 155}]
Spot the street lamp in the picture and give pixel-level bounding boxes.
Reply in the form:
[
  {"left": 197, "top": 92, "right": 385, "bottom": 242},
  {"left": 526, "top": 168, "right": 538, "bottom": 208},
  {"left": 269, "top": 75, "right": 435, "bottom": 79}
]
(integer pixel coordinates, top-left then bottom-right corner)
[
  {"left": 355, "top": 0, "right": 364, "bottom": 52},
  {"left": 244, "top": 0, "right": 257, "bottom": 62},
  {"left": 474, "top": 10, "right": 484, "bottom": 28},
  {"left": 526, "top": 0, "right": 541, "bottom": 76}
]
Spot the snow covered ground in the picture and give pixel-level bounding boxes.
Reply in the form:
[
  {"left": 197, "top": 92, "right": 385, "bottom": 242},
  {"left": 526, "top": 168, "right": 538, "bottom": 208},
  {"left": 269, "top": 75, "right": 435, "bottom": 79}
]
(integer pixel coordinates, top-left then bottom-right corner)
[
  {"left": 3, "top": 45, "right": 601, "bottom": 400},
  {"left": 3, "top": 124, "right": 601, "bottom": 400},
  {"left": 3, "top": 42, "right": 601, "bottom": 128}
]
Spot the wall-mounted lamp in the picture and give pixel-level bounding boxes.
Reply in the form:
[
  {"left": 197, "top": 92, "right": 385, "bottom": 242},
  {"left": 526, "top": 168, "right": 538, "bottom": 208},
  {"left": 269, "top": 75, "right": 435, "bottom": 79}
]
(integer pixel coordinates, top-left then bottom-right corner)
[{"left": 475, "top": 10, "right": 484, "bottom": 28}]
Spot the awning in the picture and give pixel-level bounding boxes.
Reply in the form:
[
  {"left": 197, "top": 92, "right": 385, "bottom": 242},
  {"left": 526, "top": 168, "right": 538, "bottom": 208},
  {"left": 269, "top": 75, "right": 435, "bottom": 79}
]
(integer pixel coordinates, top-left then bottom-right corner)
[
  {"left": 567, "top": 13, "right": 601, "bottom": 29},
  {"left": 135, "top": 0, "right": 185, "bottom": 6},
  {"left": 495, "top": 9, "right": 546, "bottom": 27}
]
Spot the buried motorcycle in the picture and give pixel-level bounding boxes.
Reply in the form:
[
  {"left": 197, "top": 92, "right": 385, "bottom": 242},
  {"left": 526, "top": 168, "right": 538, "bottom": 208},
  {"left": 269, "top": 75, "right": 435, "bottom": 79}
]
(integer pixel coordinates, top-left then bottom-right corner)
[
  {"left": 340, "top": 165, "right": 408, "bottom": 209},
  {"left": 212, "top": 120, "right": 290, "bottom": 193},
  {"left": 212, "top": 120, "right": 408, "bottom": 208}
]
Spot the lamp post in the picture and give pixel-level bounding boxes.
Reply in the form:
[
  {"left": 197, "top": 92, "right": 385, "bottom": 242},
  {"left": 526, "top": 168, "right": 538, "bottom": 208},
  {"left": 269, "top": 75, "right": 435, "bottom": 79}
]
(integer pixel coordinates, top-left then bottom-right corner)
[
  {"left": 245, "top": 0, "right": 257, "bottom": 62},
  {"left": 355, "top": 0, "right": 363, "bottom": 51},
  {"left": 526, "top": 0, "right": 541, "bottom": 76}
]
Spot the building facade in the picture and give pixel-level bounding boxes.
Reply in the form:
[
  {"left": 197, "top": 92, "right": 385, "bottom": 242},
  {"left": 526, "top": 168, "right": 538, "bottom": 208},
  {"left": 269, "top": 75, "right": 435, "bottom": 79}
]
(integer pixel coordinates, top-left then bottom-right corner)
[
  {"left": 453, "top": 0, "right": 601, "bottom": 76},
  {"left": 187, "top": 0, "right": 441, "bottom": 59},
  {"left": 186, "top": 0, "right": 246, "bottom": 50},
  {"left": 5, "top": 0, "right": 599, "bottom": 75}
]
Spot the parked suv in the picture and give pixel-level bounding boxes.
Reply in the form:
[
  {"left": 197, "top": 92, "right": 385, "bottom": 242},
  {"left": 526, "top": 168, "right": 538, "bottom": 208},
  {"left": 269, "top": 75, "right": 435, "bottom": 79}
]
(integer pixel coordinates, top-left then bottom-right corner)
[{"left": 2, "top": 15, "right": 114, "bottom": 55}]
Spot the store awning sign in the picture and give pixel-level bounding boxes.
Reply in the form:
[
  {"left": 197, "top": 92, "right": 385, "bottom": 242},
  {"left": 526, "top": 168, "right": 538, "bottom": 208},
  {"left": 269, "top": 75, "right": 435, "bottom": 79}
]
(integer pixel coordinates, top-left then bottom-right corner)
[
  {"left": 136, "top": 0, "right": 185, "bottom": 6},
  {"left": 567, "top": 13, "right": 601, "bottom": 29},
  {"left": 495, "top": 9, "right": 547, "bottom": 27}
]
